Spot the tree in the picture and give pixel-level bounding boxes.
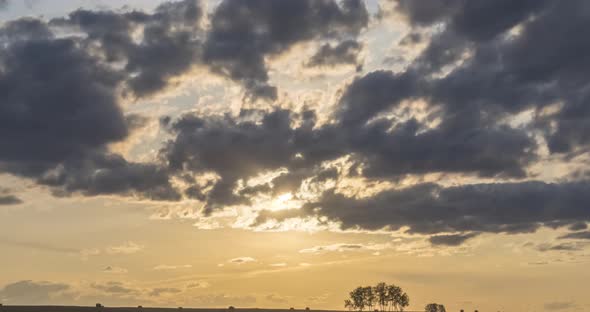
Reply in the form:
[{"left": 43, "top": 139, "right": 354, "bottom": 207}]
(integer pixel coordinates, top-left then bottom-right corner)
[
  {"left": 386, "top": 284, "right": 402, "bottom": 311},
  {"left": 425, "top": 303, "right": 446, "bottom": 312},
  {"left": 363, "top": 286, "right": 376, "bottom": 311},
  {"left": 350, "top": 286, "right": 366, "bottom": 311},
  {"left": 345, "top": 299, "right": 354, "bottom": 311},
  {"left": 373, "top": 283, "right": 388, "bottom": 312},
  {"left": 398, "top": 292, "right": 409, "bottom": 312},
  {"left": 346, "top": 283, "right": 410, "bottom": 312}
]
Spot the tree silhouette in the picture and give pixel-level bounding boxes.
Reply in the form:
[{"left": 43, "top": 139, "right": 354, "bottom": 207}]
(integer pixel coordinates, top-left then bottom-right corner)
[
  {"left": 363, "top": 286, "right": 376, "bottom": 311},
  {"left": 374, "top": 283, "right": 388, "bottom": 312},
  {"left": 425, "top": 303, "right": 446, "bottom": 312},
  {"left": 345, "top": 282, "right": 409, "bottom": 312},
  {"left": 350, "top": 286, "right": 367, "bottom": 311},
  {"left": 345, "top": 299, "right": 354, "bottom": 311}
]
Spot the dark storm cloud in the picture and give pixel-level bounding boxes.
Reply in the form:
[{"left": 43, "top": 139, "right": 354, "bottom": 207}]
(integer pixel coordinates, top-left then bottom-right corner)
[
  {"left": 391, "top": 0, "right": 590, "bottom": 155},
  {"left": 334, "top": 70, "right": 421, "bottom": 128},
  {"left": 38, "top": 152, "right": 180, "bottom": 201},
  {"left": 0, "top": 0, "right": 589, "bottom": 246},
  {"left": 161, "top": 110, "right": 300, "bottom": 211},
  {"left": 306, "top": 40, "right": 363, "bottom": 68},
  {"left": 203, "top": 0, "right": 369, "bottom": 100},
  {"left": 0, "top": 18, "right": 53, "bottom": 42},
  {"left": 254, "top": 181, "right": 590, "bottom": 235},
  {"left": 0, "top": 37, "right": 127, "bottom": 175},
  {"left": 48, "top": 0, "right": 369, "bottom": 99},
  {"left": 394, "top": 0, "right": 549, "bottom": 41},
  {"left": 0, "top": 14, "right": 179, "bottom": 201},
  {"left": 51, "top": 0, "right": 203, "bottom": 98},
  {"left": 163, "top": 99, "right": 536, "bottom": 211},
  {"left": 348, "top": 117, "right": 535, "bottom": 178},
  {"left": 334, "top": 71, "right": 535, "bottom": 178},
  {"left": 429, "top": 233, "right": 479, "bottom": 246}
]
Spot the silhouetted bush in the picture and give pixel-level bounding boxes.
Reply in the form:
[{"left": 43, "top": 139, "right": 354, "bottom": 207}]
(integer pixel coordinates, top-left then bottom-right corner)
[
  {"left": 96, "top": 303, "right": 103, "bottom": 308},
  {"left": 228, "top": 306, "right": 235, "bottom": 310}
]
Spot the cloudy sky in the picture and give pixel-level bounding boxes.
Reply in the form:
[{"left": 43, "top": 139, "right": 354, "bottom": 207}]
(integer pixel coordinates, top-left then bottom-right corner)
[{"left": 1, "top": 0, "right": 590, "bottom": 311}]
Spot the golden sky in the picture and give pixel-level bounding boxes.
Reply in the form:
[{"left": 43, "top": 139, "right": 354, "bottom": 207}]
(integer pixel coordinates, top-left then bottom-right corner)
[{"left": 1, "top": 1, "right": 590, "bottom": 312}]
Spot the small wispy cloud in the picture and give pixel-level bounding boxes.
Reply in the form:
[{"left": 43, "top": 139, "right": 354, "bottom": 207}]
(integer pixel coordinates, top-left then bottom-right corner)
[
  {"left": 186, "top": 281, "right": 210, "bottom": 289},
  {"left": 102, "top": 266, "right": 128, "bottom": 274},
  {"left": 153, "top": 264, "right": 193, "bottom": 270},
  {"left": 228, "top": 257, "right": 257, "bottom": 264},
  {"left": 299, "top": 243, "right": 390, "bottom": 254},
  {"left": 106, "top": 242, "right": 144, "bottom": 255}
]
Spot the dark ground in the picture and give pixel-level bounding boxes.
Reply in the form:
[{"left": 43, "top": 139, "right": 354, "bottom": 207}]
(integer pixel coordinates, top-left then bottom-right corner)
[{"left": 0, "top": 307, "right": 349, "bottom": 312}]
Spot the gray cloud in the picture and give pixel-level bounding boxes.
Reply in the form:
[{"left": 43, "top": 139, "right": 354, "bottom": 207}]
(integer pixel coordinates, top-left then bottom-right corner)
[
  {"left": 0, "top": 12, "right": 180, "bottom": 201},
  {"left": 429, "top": 233, "right": 479, "bottom": 246},
  {"left": 544, "top": 301, "right": 576, "bottom": 311},
  {"left": 306, "top": 40, "right": 363, "bottom": 69},
  {"left": 0, "top": 280, "right": 72, "bottom": 304},
  {"left": 51, "top": 0, "right": 203, "bottom": 98},
  {"left": 91, "top": 282, "right": 135, "bottom": 294},
  {"left": 203, "top": 0, "right": 368, "bottom": 99},
  {"left": 0, "top": 0, "right": 590, "bottom": 248},
  {"left": 0, "top": 195, "right": 21, "bottom": 205},
  {"left": 392, "top": 0, "right": 590, "bottom": 155},
  {"left": 149, "top": 287, "right": 182, "bottom": 297},
  {"left": 257, "top": 181, "right": 590, "bottom": 235},
  {"left": 535, "top": 242, "right": 586, "bottom": 252},
  {"left": 567, "top": 222, "right": 588, "bottom": 231},
  {"left": 559, "top": 231, "right": 590, "bottom": 240}
]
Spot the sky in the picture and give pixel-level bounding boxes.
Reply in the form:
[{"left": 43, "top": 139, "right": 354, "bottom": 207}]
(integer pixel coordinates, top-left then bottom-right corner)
[{"left": 0, "top": 1, "right": 590, "bottom": 311}]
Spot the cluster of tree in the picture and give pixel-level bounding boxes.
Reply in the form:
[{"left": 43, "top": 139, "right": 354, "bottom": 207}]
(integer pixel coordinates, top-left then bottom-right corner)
[
  {"left": 344, "top": 282, "right": 409, "bottom": 311},
  {"left": 425, "top": 303, "right": 446, "bottom": 312}
]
